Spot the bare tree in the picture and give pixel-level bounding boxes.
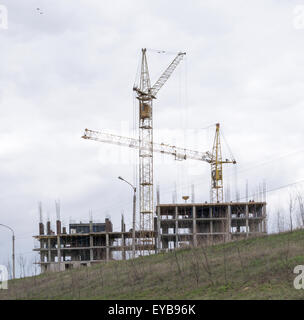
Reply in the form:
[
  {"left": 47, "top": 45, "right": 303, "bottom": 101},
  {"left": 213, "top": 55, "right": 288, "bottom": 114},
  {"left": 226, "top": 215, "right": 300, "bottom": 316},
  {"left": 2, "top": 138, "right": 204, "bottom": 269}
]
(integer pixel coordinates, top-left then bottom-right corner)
[
  {"left": 33, "top": 256, "right": 39, "bottom": 277},
  {"left": 236, "top": 246, "right": 246, "bottom": 283},
  {"left": 289, "top": 192, "right": 294, "bottom": 232},
  {"left": 6, "top": 260, "right": 12, "bottom": 280},
  {"left": 277, "top": 210, "right": 281, "bottom": 233},
  {"left": 18, "top": 254, "right": 27, "bottom": 278},
  {"left": 297, "top": 192, "right": 304, "bottom": 227},
  {"left": 223, "top": 235, "right": 228, "bottom": 285},
  {"left": 189, "top": 249, "right": 200, "bottom": 286},
  {"left": 276, "top": 209, "right": 285, "bottom": 233},
  {"left": 173, "top": 249, "right": 184, "bottom": 281},
  {"left": 129, "top": 257, "right": 141, "bottom": 283},
  {"left": 98, "top": 264, "right": 104, "bottom": 288},
  {"left": 200, "top": 244, "right": 214, "bottom": 286}
]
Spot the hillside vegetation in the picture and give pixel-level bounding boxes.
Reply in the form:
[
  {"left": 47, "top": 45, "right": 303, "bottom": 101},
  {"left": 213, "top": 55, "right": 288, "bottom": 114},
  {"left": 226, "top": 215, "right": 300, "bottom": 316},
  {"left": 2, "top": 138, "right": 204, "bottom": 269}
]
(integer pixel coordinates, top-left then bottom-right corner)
[{"left": 1, "top": 230, "right": 304, "bottom": 300}]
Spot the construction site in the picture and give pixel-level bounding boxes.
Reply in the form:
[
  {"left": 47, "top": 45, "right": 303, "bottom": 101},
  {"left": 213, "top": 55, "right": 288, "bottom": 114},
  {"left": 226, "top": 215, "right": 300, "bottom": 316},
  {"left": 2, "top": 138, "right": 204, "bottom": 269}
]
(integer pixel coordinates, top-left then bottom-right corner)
[{"left": 34, "top": 49, "right": 267, "bottom": 273}]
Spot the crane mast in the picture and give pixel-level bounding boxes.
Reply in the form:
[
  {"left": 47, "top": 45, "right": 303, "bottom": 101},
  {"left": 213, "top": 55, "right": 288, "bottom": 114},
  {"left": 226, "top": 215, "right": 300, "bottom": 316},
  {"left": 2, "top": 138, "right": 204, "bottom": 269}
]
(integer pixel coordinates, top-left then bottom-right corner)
[
  {"left": 133, "top": 49, "right": 186, "bottom": 246},
  {"left": 137, "top": 49, "right": 153, "bottom": 238},
  {"left": 210, "top": 123, "right": 236, "bottom": 203}
]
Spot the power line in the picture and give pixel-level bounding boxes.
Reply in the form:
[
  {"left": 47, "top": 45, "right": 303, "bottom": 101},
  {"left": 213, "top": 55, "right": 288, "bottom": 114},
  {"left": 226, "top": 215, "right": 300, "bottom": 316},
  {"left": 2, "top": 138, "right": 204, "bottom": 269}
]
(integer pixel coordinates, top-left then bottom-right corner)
[{"left": 233, "top": 178, "right": 304, "bottom": 202}]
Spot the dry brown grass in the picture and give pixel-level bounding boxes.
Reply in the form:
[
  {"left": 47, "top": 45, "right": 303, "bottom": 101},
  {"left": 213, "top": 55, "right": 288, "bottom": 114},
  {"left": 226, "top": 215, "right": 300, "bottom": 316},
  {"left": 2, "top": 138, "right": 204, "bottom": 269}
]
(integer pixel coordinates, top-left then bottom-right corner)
[{"left": 1, "top": 230, "right": 304, "bottom": 300}]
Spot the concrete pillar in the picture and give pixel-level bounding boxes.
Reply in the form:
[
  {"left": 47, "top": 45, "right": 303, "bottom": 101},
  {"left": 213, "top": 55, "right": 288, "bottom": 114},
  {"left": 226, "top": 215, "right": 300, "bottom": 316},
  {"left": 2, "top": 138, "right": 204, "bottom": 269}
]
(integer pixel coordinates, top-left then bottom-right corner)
[
  {"left": 39, "top": 223, "right": 44, "bottom": 235},
  {"left": 209, "top": 207, "right": 213, "bottom": 233},
  {"left": 40, "top": 239, "right": 44, "bottom": 267},
  {"left": 106, "top": 233, "right": 109, "bottom": 262},
  {"left": 57, "top": 235, "right": 61, "bottom": 271},
  {"left": 262, "top": 203, "right": 267, "bottom": 233},
  {"left": 122, "top": 234, "right": 126, "bottom": 260},
  {"left": 121, "top": 215, "right": 125, "bottom": 233},
  {"left": 90, "top": 235, "right": 93, "bottom": 261},
  {"left": 56, "top": 220, "right": 61, "bottom": 235},
  {"left": 154, "top": 217, "right": 157, "bottom": 253},
  {"left": 227, "top": 205, "right": 231, "bottom": 241},
  {"left": 89, "top": 221, "right": 94, "bottom": 261},
  {"left": 47, "top": 221, "right": 51, "bottom": 235},
  {"left": 162, "top": 209, "right": 169, "bottom": 249},
  {"left": 48, "top": 238, "right": 51, "bottom": 262},
  {"left": 193, "top": 206, "right": 197, "bottom": 247},
  {"left": 105, "top": 219, "right": 113, "bottom": 232},
  {"left": 157, "top": 206, "right": 161, "bottom": 252},
  {"left": 246, "top": 204, "right": 249, "bottom": 238}
]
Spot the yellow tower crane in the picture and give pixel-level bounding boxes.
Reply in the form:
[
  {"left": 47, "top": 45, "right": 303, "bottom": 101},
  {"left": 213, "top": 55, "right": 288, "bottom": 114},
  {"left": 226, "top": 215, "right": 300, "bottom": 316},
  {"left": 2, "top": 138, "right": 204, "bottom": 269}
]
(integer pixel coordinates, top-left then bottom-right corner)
[
  {"left": 132, "top": 49, "right": 186, "bottom": 247},
  {"left": 210, "top": 123, "right": 236, "bottom": 203}
]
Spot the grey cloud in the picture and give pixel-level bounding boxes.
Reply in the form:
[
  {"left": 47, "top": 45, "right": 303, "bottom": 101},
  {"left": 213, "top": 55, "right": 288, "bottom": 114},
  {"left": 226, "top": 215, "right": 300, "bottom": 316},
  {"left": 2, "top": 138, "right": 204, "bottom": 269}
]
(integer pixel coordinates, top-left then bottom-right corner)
[{"left": 0, "top": 0, "right": 304, "bottom": 276}]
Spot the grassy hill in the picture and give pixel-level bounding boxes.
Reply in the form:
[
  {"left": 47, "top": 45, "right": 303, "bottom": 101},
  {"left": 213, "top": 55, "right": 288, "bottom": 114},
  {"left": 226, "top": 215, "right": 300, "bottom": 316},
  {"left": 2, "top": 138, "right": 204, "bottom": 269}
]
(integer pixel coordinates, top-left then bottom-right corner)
[{"left": 1, "top": 230, "right": 304, "bottom": 300}]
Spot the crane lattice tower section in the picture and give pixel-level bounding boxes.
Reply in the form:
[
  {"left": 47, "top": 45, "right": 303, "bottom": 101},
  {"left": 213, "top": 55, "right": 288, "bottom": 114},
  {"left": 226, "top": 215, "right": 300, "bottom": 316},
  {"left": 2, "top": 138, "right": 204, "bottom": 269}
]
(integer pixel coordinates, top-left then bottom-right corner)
[
  {"left": 137, "top": 49, "right": 154, "bottom": 238},
  {"left": 134, "top": 49, "right": 186, "bottom": 250}
]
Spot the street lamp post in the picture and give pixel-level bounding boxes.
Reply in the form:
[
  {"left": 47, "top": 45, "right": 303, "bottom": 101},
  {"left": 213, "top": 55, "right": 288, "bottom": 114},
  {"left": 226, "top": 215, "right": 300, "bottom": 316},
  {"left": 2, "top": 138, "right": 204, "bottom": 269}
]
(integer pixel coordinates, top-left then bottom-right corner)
[
  {"left": 0, "top": 224, "right": 15, "bottom": 279},
  {"left": 118, "top": 176, "right": 136, "bottom": 259}
]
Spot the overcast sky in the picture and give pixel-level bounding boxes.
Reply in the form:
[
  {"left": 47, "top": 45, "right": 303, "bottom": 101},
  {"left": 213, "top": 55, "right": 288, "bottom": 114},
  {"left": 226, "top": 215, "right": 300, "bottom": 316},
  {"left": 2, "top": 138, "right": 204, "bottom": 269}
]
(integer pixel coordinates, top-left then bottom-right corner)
[{"left": 1, "top": 0, "right": 304, "bottom": 276}]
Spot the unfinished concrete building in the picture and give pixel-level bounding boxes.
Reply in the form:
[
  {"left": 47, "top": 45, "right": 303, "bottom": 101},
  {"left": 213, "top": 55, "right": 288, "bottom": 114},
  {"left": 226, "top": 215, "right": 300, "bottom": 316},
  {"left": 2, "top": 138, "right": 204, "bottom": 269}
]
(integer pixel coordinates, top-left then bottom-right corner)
[
  {"left": 34, "top": 201, "right": 266, "bottom": 272},
  {"left": 155, "top": 201, "right": 267, "bottom": 250},
  {"left": 34, "top": 216, "right": 154, "bottom": 273}
]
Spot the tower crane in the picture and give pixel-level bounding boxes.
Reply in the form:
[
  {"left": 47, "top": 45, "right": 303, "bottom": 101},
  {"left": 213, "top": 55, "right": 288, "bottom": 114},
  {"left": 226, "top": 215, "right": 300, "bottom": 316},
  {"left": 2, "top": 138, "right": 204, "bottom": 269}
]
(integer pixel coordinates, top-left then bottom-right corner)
[
  {"left": 82, "top": 49, "right": 236, "bottom": 253},
  {"left": 210, "top": 123, "right": 236, "bottom": 203},
  {"left": 82, "top": 123, "right": 236, "bottom": 204},
  {"left": 132, "top": 49, "right": 186, "bottom": 242}
]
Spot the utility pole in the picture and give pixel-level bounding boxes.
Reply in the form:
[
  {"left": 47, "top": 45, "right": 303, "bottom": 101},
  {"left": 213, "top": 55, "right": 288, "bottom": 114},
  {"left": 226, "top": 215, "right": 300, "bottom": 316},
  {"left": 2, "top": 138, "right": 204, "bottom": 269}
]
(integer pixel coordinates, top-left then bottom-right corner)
[
  {"left": 0, "top": 223, "right": 15, "bottom": 279},
  {"left": 118, "top": 177, "right": 136, "bottom": 259}
]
